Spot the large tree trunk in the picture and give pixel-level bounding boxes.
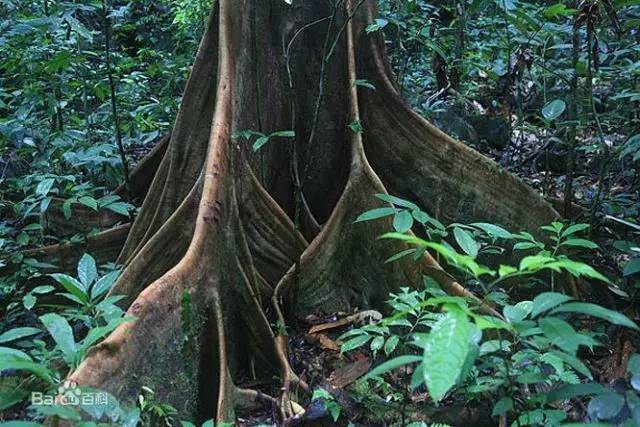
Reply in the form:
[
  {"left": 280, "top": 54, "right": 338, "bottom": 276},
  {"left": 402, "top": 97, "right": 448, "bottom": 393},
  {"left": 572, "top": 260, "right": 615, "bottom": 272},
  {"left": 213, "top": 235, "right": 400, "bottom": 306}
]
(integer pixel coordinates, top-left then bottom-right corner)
[{"left": 65, "top": 0, "right": 557, "bottom": 423}]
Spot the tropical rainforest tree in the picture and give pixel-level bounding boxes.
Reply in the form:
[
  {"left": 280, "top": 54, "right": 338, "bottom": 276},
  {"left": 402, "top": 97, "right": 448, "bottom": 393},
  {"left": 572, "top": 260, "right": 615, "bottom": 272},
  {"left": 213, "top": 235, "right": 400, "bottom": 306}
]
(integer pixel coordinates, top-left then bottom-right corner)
[{"left": 52, "top": 0, "right": 560, "bottom": 423}]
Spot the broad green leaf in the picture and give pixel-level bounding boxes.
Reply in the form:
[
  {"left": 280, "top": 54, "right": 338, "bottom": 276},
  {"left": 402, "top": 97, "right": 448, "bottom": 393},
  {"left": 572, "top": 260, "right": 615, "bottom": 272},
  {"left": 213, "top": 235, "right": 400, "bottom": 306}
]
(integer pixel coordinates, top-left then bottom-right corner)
[
  {"left": 587, "top": 392, "right": 624, "bottom": 421},
  {"left": 362, "top": 355, "right": 422, "bottom": 380},
  {"left": 422, "top": 308, "right": 470, "bottom": 401},
  {"left": 623, "top": 258, "right": 640, "bottom": 277},
  {"left": 40, "top": 313, "right": 77, "bottom": 366},
  {"left": 29, "top": 404, "right": 81, "bottom": 421},
  {"left": 544, "top": 260, "right": 610, "bottom": 283},
  {"left": 628, "top": 353, "right": 640, "bottom": 376},
  {"left": 561, "top": 223, "right": 590, "bottom": 237},
  {"left": 78, "top": 196, "right": 98, "bottom": 211},
  {"left": 531, "top": 292, "right": 573, "bottom": 318},
  {"left": 35, "top": 178, "right": 55, "bottom": 197},
  {"left": 50, "top": 273, "right": 89, "bottom": 305},
  {"left": 341, "top": 335, "right": 371, "bottom": 353},
  {"left": 354, "top": 207, "right": 396, "bottom": 223},
  {"left": 104, "top": 202, "right": 132, "bottom": 216},
  {"left": 384, "top": 335, "right": 399, "bottom": 356},
  {"left": 453, "top": 227, "right": 479, "bottom": 257},
  {"left": 79, "top": 316, "right": 134, "bottom": 353},
  {"left": 385, "top": 249, "right": 415, "bottom": 263},
  {"left": 77, "top": 253, "right": 97, "bottom": 288},
  {"left": 370, "top": 336, "right": 384, "bottom": 354},
  {"left": 551, "top": 302, "right": 639, "bottom": 330},
  {"left": 374, "top": 193, "right": 418, "bottom": 210},
  {"left": 91, "top": 270, "right": 120, "bottom": 300},
  {"left": 492, "top": 396, "right": 513, "bottom": 416},
  {"left": 519, "top": 255, "right": 555, "bottom": 271},
  {"left": 540, "top": 317, "right": 582, "bottom": 354},
  {"left": 393, "top": 211, "right": 414, "bottom": 233},
  {"left": 560, "top": 239, "right": 599, "bottom": 249},
  {"left": 503, "top": 301, "right": 532, "bottom": 322},
  {"left": 22, "top": 294, "right": 36, "bottom": 310},
  {"left": 470, "top": 223, "right": 513, "bottom": 239},
  {"left": 0, "top": 347, "right": 52, "bottom": 381},
  {"left": 542, "top": 99, "right": 566, "bottom": 121},
  {"left": 252, "top": 136, "right": 270, "bottom": 151},
  {"left": 0, "top": 327, "right": 41, "bottom": 344},
  {"left": 544, "top": 3, "right": 577, "bottom": 18},
  {"left": 545, "top": 383, "right": 606, "bottom": 402}
]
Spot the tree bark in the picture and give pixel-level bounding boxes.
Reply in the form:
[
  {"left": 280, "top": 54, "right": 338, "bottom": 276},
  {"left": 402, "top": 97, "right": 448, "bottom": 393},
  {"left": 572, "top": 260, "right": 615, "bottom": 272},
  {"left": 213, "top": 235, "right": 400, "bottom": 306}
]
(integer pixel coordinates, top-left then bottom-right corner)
[{"left": 62, "top": 0, "right": 558, "bottom": 423}]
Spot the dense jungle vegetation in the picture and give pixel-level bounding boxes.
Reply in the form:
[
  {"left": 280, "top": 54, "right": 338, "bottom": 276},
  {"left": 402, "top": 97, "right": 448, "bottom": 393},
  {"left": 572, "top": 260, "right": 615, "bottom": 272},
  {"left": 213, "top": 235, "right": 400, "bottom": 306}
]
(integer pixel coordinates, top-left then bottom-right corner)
[{"left": 1, "top": 0, "right": 640, "bottom": 426}]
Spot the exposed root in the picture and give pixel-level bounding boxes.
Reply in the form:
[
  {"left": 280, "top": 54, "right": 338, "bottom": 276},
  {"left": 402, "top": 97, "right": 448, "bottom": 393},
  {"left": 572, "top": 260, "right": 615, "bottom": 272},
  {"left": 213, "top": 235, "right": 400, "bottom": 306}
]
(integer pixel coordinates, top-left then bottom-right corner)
[{"left": 16, "top": 224, "right": 130, "bottom": 272}]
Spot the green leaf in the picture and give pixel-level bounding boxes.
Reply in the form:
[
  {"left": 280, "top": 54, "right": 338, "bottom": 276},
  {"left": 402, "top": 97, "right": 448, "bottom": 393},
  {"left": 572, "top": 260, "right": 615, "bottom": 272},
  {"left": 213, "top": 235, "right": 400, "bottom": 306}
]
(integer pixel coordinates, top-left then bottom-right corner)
[
  {"left": 628, "top": 353, "right": 640, "bottom": 376},
  {"left": 354, "top": 207, "right": 396, "bottom": 223},
  {"left": 22, "top": 294, "right": 36, "bottom": 310},
  {"left": 50, "top": 273, "right": 89, "bottom": 305},
  {"left": 78, "top": 196, "right": 98, "bottom": 211},
  {"left": 365, "top": 18, "right": 388, "bottom": 33},
  {"left": 453, "top": 227, "right": 479, "bottom": 257},
  {"left": 0, "top": 347, "right": 52, "bottom": 381},
  {"left": 531, "top": 292, "right": 573, "bottom": 318},
  {"left": 561, "top": 223, "right": 590, "bottom": 237},
  {"left": 29, "top": 404, "right": 81, "bottom": 421},
  {"left": 422, "top": 308, "right": 470, "bottom": 401},
  {"left": 587, "top": 392, "right": 624, "bottom": 421},
  {"left": 341, "top": 335, "right": 371, "bottom": 353},
  {"left": 348, "top": 120, "right": 363, "bottom": 133},
  {"left": 362, "top": 355, "right": 422, "bottom": 380},
  {"left": 551, "top": 302, "right": 639, "bottom": 330},
  {"left": 519, "top": 255, "right": 555, "bottom": 271},
  {"left": 91, "top": 271, "right": 120, "bottom": 301},
  {"left": 560, "top": 239, "right": 599, "bottom": 249},
  {"left": 62, "top": 199, "right": 73, "bottom": 220},
  {"left": 374, "top": 193, "right": 418, "bottom": 210},
  {"left": 77, "top": 253, "right": 97, "bottom": 288},
  {"left": 470, "top": 223, "right": 513, "bottom": 239},
  {"left": 542, "top": 99, "right": 566, "bottom": 121},
  {"left": 545, "top": 383, "right": 606, "bottom": 402},
  {"left": 104, "top": 202, "right": 132, "bottom": 216},
  {"left": 623, "top": 258, "right": 640, "bottom": 277},
  {"left": 39, "top": 313, "right": 77, "bottom": 366},
  {"left": 492, "top": 396, "right": 513, "bottom": 416},
  {"left": 270, "top": 130, "right": 295, "bottom": 138},
  {"left": 544, "top": 3, "right": 577, "bottom": 18},
  {"left": 35, "top": 178, "right": 55, "bottom": 197},
  {"left": 384, "top": 335, "right": 399, "bottom": 356},
  {"left": 385, "top": 249, "right": 415, "bottom": 263},
  {"left": 80, "top": 317, "right": 133, "bottom": 353},
  {"left": 503, "top": 301, "right": 532, "bottom": 323},
  {"left": 393, "top": 211, "right": 414, "bottom": 233},
  {"left": 370, "top": 336, "right": 384, "bottom": 354},
  {"left": 352, "top": 79, "right": 376, "bottom": 90},
  {"left": 0, "top": 327, "right": 41, "bottom": 344},
  {"left": 540, "top": 317, "right": 583, "bottom": 354},
  {"left": 252, "top": 136, "right": 270, "bottom": 151}
]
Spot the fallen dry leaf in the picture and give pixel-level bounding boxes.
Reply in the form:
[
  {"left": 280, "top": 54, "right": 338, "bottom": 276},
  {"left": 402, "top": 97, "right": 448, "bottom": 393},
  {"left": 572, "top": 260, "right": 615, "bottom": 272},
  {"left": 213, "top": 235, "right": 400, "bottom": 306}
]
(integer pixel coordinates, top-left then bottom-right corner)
[
  {"left": 308, "top": 318, "right": 350, "bottom": 334},
  {"left": 328, "top": 358, "right": 371, "bottom": 388}
]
